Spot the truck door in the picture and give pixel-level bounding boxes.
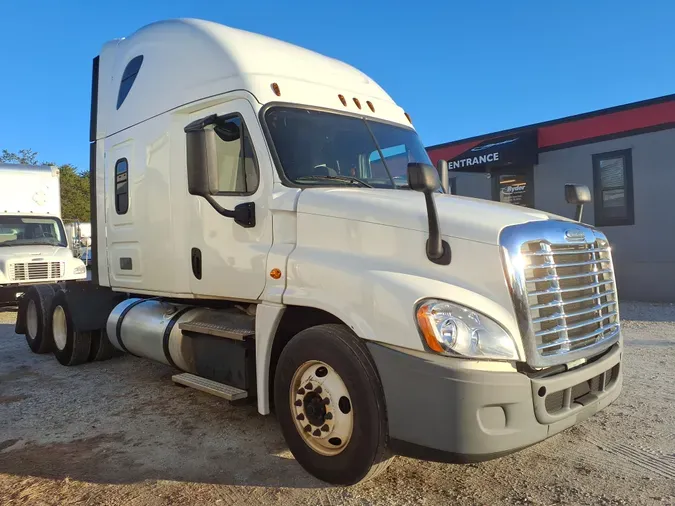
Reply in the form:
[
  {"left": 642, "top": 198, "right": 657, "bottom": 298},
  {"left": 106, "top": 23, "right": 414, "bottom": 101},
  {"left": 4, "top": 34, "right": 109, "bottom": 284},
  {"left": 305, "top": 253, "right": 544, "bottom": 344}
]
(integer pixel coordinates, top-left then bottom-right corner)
[{"left": 186, "top": 99, "right": 273, "bottom": 300}]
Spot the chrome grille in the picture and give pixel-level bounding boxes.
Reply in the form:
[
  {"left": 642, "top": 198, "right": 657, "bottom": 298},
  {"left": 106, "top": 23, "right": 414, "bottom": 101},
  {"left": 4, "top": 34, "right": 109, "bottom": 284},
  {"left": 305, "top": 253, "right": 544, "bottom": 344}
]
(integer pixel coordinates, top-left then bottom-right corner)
[
  {"left": 523, "top": 241, "right": 619, "bottom": 357},
  {"left": 501, "top": 221, "right": 621, "bottom": 368},
  {"left": 9, "top": 262, "right": 64, "bottom": 281}
]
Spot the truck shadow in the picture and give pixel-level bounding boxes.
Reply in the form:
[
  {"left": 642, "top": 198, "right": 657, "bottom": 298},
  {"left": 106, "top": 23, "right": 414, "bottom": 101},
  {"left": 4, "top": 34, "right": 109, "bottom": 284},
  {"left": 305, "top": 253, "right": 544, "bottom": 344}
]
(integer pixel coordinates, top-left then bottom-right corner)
[{"left": 0, "top": 340, "right": 330, "bottom": 489}]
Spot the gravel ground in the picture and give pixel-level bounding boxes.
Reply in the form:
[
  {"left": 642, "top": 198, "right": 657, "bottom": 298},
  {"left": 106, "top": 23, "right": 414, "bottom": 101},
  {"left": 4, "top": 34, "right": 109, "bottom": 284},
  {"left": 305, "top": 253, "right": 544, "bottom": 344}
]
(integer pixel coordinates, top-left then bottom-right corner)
[{"left": 0, "top": 302, "right": 674, "bottom": 505}]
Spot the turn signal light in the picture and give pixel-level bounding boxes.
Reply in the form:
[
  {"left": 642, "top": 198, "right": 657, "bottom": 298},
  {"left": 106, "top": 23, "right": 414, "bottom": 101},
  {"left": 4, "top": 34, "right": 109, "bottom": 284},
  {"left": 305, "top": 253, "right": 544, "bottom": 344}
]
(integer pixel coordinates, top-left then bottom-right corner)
[{"left": 416, "top": 304, "right": 444, "bottom": 353}]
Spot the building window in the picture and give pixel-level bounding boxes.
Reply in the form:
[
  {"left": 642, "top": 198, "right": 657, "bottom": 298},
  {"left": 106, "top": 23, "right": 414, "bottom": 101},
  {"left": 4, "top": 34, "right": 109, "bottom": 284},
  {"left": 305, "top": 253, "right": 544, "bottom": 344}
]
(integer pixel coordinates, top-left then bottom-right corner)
[
  {"left": 116, "top": 55, "right": 143, "bottom": 109},
  {"left": 592, "top": 149, "right": 634, "bottom": 226},
  {"left": 212, "top": 115, "right": 259, "bottom": 194},
  {"left": 115, "top": 158, "right": 129, "bottom": 214}
]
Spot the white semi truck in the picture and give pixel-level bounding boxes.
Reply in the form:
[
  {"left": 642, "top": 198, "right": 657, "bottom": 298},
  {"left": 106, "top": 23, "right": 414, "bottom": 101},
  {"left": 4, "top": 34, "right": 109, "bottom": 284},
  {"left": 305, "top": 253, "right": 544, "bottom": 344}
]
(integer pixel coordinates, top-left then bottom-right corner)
[
  {"left": 16, "top": 19, "right": 623, "bottom": 485},
  {"left": 0, "top": 164, "right": 87, "bottom": 306}
]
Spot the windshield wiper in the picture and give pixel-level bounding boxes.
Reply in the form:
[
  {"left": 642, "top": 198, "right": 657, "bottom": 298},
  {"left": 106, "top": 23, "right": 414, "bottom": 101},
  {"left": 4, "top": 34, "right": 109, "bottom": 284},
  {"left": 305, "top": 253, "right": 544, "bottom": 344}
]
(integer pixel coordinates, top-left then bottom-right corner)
[{"left": 295, "top": 175, "right": 373, "bottom": 188}]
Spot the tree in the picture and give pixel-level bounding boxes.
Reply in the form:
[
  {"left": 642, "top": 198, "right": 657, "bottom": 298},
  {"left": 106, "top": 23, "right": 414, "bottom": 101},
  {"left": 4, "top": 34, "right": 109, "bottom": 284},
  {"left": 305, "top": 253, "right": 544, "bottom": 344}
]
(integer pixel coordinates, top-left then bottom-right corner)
[
  {"left": 1, "top": 149, "right": 90, "bottom": 222},
  {"left": 1, "top": 148, "right": 39, "bottom": 165}
]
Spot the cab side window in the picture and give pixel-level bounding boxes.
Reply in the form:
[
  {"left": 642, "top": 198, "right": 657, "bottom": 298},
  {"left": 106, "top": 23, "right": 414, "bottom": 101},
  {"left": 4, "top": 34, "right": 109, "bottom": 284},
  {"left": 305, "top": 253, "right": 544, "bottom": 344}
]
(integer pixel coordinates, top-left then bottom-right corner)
[
  {"left": 213, "top": 115, "right": 259, "bottom": 194},
  {"left": 115, "top": 158, "right": 129, "bottom": 214}
]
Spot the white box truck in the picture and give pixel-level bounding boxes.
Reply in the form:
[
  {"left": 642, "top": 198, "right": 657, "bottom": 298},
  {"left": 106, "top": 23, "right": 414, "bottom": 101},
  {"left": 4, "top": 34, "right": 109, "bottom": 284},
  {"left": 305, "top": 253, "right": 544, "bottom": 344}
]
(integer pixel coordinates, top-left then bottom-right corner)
[
  {"left": 15, "top": 19, "right": 623, "bottom": 485},
  {"left": 0, "top": 164, "right": 87, "bottom": 304}
]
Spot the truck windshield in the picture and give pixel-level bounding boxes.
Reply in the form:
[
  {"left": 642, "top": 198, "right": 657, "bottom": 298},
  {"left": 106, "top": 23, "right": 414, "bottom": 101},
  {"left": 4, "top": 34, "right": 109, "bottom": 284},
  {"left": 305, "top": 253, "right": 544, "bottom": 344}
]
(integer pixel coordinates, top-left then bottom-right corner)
[
  {"left": 0, "top": 216, "right": 67, "bottom": 248},
  {"left": 265, "top": 107, "right": 433, "bottom": 188}
]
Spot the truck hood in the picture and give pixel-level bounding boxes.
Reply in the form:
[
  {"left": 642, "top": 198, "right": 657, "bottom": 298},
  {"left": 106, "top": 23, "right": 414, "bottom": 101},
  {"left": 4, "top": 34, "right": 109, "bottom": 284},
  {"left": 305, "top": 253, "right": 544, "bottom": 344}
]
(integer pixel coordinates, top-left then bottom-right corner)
[
  {"left": 297, "top": 188, "right": 563, "bottom": 244},
  {"left": 0, "top": 245, "right": 73, "bottom": 261}
]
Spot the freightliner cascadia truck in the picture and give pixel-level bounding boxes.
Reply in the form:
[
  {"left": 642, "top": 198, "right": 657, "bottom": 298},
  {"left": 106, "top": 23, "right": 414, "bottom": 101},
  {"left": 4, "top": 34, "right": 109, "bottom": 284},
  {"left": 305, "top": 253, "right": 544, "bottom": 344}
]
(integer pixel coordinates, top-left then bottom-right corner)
[
  {"left": 15, "top": 19, "right": 623, "bottom": 484},
  {"left": 0, "top": 163, "right": 87, "bottom": 306}
]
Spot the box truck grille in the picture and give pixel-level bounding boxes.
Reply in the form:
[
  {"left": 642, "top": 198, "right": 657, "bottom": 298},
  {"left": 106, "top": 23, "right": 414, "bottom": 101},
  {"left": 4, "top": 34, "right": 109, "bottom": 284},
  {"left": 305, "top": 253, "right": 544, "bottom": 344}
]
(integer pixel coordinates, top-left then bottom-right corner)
[
  {"left": 10, "top": 262, "right": 64, "bottom": 281},
  {"left": 501, "top": 221, "right": 621, "bottom": 368}
]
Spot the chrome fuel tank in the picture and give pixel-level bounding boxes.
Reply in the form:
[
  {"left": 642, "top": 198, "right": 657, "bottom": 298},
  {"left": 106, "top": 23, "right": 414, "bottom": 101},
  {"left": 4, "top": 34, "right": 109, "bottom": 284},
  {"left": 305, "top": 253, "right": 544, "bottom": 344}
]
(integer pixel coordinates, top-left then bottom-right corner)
[{"left": 106, "top": 298, "right": 207, "bottom": 372}]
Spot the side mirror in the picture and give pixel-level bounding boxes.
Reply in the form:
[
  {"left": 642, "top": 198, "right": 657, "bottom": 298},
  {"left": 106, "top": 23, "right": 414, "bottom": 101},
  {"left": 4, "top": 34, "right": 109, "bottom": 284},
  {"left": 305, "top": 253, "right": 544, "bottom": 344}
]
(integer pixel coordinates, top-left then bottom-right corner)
[
  {"left": 407, "top": 163, "right": 450, "bottom": 265},
  {"left": 408, "top": 162, "right": 441, "bottom": 192},
  {"left": 184, "top": 114, "right": 256, "bottom": 228},
  {"left": 185, "top": 114, "right": 219, "bottom": 196},
  {"left": 436, "top": 159, "right": 450, "bottom": 194},
  {"left": 564, "top": 183, "right": 591, "bottom": 222}
]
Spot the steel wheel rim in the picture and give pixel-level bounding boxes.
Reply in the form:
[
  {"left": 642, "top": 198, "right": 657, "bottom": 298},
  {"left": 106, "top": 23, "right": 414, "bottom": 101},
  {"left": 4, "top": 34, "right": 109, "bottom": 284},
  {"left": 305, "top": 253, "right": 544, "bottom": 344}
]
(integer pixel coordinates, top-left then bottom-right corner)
[
  {"left": 52, "top": 306, "right": 68, "bottom": 351},
  {"left": 26, "top": 299, "right": 38, "bottom": 340},
  {"left": 289, "top": 360, "right": 354, "bottom": 456}
]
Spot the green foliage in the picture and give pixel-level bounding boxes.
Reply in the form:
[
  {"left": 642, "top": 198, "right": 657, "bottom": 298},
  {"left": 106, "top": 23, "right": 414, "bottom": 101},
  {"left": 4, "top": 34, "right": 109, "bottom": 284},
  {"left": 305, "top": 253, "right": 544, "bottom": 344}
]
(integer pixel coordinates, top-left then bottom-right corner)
[
  {"left": 1, "top": 148, "right": 39, "bottom": 165},
  {"left": 1, "top": 149, "right": 90, "bottom": 222}
]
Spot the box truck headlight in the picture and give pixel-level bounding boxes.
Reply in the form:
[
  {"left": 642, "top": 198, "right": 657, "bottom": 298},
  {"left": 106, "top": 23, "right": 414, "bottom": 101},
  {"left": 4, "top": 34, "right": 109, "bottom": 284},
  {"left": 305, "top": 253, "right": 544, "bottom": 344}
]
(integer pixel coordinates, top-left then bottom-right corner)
[
  {"left": 416, "top": 299, "right": 519, "bottom": 360},
  {"left": 73, "top": 264, "right": 86, "bottom": 275}
]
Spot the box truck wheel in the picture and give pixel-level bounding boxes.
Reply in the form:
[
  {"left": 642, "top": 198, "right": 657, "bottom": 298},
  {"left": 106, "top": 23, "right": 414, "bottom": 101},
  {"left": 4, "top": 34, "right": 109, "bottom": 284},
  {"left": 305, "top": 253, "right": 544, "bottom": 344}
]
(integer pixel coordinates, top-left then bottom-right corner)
[
  {"left": 274, "top": 324, "right": 392, "bottom": 485},
  {"left": 51, "top": 291, "right": 92, "bottom": 366},
  {"left": 23, "top": 285, "right": 57, "bottom": 354}
]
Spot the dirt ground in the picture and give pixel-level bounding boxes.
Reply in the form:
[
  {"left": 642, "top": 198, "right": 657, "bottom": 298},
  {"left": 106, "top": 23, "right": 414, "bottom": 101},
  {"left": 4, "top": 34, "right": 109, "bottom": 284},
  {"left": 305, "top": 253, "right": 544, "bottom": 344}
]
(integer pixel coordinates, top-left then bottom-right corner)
[{"left": 1, "top": 302, "right": 674, "bottom": 506}]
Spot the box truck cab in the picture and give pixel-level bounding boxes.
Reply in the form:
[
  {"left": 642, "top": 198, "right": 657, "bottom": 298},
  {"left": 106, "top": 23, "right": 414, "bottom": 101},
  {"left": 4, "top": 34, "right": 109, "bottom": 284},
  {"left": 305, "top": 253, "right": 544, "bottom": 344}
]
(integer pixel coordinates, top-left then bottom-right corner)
[
  {"left": 0, "top": 164, "right": 87, "bottom": 304},
  {"left": 17, "top": 19, "right": 622, "bottom": 485}
]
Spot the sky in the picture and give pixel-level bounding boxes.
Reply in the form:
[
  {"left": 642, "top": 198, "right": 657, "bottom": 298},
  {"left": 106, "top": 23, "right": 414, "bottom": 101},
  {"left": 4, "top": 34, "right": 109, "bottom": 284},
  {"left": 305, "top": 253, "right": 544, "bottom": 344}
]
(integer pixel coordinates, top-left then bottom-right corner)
[{"left": 1, "top": 0, "right": 673, "bottom": 172}]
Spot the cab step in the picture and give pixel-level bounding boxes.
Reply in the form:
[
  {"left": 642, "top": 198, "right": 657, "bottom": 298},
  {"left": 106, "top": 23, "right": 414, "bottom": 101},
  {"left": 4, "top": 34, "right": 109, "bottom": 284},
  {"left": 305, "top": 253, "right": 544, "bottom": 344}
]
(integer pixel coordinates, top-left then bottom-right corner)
[
  {"left": 179, "top": 308, "right": 255, "bottom": 341},
  {"left": 172, "top": 372, "right": 248, "bottom": 401}
]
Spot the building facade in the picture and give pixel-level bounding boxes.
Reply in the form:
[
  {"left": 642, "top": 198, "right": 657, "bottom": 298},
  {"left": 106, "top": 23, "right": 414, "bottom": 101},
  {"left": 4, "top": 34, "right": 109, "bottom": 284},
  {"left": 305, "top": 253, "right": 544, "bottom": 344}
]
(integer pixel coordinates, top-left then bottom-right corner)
[{"left": 427, "top": 94, "right": 675, "bottom": 302}]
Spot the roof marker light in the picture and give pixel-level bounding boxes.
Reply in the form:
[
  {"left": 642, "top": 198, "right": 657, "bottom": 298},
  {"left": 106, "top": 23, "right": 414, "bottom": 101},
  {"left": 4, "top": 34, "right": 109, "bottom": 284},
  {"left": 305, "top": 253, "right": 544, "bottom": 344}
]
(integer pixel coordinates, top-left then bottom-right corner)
[
  {"left": 404, "top": 112, "right": 412, "bottom": 124},
  {"left": 271, "top": 83, "right": 281, "bottom": 96},
  {"left": 338, "top": 94, "right": 347, "bottom": 106},
  {"left": 353, "top": 98, "right": 362, "bottom": 109},
  {"left": 366, "top": 101, "right": 375, "bottom": 112}
]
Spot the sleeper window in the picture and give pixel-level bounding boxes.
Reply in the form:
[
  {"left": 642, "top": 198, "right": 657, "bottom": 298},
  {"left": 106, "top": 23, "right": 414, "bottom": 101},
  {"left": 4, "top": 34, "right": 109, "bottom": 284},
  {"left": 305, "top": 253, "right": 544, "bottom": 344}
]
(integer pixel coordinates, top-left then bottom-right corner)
[
  {"left": 117, "top": 55, "right": 144, "bottom": 109},
  {"left": 592, "top": 149, "right": 634, "bottom": 226},
  {"left": 213, "top": 115, "right": 259, "bottom": 194},
  {"left": 115, "top": 158, "right": 129, "bottom": 215}
]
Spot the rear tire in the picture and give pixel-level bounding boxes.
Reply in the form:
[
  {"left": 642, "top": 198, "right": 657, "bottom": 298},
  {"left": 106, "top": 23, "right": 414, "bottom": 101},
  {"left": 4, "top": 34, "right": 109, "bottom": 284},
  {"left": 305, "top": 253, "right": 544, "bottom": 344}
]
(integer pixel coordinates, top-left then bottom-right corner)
[
  {"left": 274, "top": 324, "right": 392, "bottom": 485},
  {"left": 88, "top": 329, "right": 118, "bottom": 362},
  {"left": 23, "top": 285, "right": 56, "bottom": 354},
  {"left": 51, "top": 291, "right": 92, "bottom": 366}
]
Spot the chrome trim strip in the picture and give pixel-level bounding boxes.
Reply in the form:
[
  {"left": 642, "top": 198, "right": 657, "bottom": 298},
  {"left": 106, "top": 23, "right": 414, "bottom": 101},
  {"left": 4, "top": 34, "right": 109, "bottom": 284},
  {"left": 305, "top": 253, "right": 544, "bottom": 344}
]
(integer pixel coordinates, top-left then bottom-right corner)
[
  {"left": 523, "top": 247, "right": 610, "bottom": 256},
  {"left": 538, "top": 324, "right": 620, "bottom": 352},
  {"left": 528, "top": 279, "right": 613, "bottom": 297},
  {"left": 532, "top": 300, "right": 617, "bottom": 324},
  {"left": 535, "top": 311, "right": 618, "bottom": 337},
  {"left": 531, "top": 289, "right": 616, "bottom": 310},
  {"left": 527, "top": 268, "right": 613, "bottom": 283},
  {"left": 525, "top": 258, "right": 611, "bottom": 269}
]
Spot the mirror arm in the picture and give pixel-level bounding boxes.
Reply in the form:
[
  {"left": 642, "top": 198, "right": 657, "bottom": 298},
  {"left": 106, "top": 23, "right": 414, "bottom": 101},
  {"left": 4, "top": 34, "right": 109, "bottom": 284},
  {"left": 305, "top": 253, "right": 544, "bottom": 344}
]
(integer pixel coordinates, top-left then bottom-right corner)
[
  {"left": 575, "top": 204, "right": 584, "bottom": 222},
  {"left": 436, "top": 159, "right": 450, "bottom": 194},
  {"left": 424, "top": 192, "right": 451, "bottom": 265},
  {"left": 203, "top": 195, "right": 256, "bottom": 228}
]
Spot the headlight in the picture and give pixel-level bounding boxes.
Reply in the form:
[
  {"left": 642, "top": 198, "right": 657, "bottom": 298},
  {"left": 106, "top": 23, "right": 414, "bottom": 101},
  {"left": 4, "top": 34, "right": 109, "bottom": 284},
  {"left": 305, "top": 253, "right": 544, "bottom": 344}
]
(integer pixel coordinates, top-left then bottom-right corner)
[
  {"left": 415, "top": 299, "right": 519, "bottom": 360},
  {"left": 73, "top": 264, "right": 86, "bottom": 275}
]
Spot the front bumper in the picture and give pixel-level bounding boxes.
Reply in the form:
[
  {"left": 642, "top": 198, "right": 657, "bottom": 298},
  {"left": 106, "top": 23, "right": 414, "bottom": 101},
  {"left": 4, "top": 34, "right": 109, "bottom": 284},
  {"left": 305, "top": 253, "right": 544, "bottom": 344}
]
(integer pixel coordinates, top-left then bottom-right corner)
[{"left": 368, "top": 342, "right": 622, "bottom": 462}]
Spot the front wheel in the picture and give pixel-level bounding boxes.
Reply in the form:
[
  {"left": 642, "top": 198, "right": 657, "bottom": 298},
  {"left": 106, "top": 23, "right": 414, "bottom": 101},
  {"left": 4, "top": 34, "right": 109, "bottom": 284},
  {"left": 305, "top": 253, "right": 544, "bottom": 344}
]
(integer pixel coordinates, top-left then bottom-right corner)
[{"left": 274, "top": 324, "right": 392, "bottom": 485}]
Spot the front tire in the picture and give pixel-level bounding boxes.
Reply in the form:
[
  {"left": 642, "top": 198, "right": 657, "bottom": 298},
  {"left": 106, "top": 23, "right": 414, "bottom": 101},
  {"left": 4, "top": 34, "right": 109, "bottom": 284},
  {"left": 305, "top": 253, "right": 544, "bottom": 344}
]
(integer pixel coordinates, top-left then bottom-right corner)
[
  {"left": 51, "top": 291, "right": 92, "bottom": 366},
  {"left": 23, "top": 285, "right": 57, "bottom": 354},
  {"left": 274, "top": 324, "right": 392, "bottom": 485}
]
